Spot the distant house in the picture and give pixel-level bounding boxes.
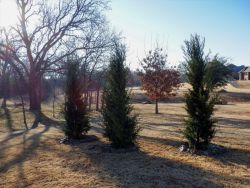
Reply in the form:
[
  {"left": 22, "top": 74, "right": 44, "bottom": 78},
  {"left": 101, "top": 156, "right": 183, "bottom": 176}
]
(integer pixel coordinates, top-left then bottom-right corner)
[{"left": 239, "top": 67, "right": 250, "bottom": 80}]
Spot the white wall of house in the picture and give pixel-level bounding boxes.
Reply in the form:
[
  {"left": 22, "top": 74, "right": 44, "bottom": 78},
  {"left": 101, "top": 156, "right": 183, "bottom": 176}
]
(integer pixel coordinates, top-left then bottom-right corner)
[{"left": 244, "top": 72, "right": 250, "bottom": 80}]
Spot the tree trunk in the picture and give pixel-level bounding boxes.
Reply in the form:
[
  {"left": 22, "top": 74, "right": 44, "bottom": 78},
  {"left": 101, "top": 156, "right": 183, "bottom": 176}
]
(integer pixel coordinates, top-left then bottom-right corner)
[
  {"left": 29, "top": 72, "right": 42, "bottom": 111},
  {"left": 52, "top": 82, "right": 56, "bottom": 118},
  {"left": 89, "top": 91, "right": 92, "bottom": 111},
  {"left": 20, "top": 93, "right": 28, "bottom": 130},
  {"left": 196, "top": 129, "right": 200, "bottom": 150},
  {"left": 14, "top": 71, "right": 28, "bottom": 130},
  {"left": 1, "top": 98, "right": 7, "bottom": 108},
  {"left": 1, "top": 63, "right": 9, "bottom": 108},
  {"left": 52, "top": 92, "right": 55, "bottom": 118},
  {"left": 155, "top": 99, "right": 159, "bottom": 114},
  {"left": 96, "top": 88, "right": 99, "bottom": 111},
  {"left": 101, "top": 91, "right": 104, "bottom": 110},
  {"left": 1, "top": 73, "right": 8, "bottom": 108}
]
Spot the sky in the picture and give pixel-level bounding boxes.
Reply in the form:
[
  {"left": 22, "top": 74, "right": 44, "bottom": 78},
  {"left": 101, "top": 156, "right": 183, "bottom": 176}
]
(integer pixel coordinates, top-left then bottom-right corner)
[
  {"left": 0, "top": 0, "right": 249, "bottom": 70},
  {"left": 0, "top": 0, "right": 18, "bottom": 28},
  {"left": 107, "top": 0, "right": 250, "bottom": 70}
]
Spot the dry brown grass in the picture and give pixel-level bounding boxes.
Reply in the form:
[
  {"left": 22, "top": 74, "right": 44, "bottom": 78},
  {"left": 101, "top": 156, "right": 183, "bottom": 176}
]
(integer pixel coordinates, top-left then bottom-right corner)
[
  {"left": 131, "top": 81, "right": 250, "bottom": 103},
  {"left": 231, "top": 80, "right": 250, "bottom": 89},
  {"left": 0, "top": 86, "right": 250, "bottom": 187}
]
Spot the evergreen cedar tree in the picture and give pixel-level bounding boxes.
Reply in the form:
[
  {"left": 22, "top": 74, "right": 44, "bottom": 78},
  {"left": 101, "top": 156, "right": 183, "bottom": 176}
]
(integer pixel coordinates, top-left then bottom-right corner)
[
  {"left": 183, "top": 34, "right": 231, "bottom": 150},
  {"left": 102, "top": 44, "right": 139, "bottom": 148},
  {"left": 64, "top": 60, "right": 90, "bottom": 139},
  {"left": 138, "top": 48, "right": 181, "bottom": 114}
]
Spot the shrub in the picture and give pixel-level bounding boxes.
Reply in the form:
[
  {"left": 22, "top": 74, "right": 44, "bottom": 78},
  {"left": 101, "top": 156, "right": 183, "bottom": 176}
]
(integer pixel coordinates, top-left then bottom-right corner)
[
  {"left": 182, "top": 34, "right": 230, "bottom": 150},
  {"left": 64, "top": 59, "right": 90, "bottom": 139},
  {"left": 102, "top": 43, "right": 140, "bottom": 148}
]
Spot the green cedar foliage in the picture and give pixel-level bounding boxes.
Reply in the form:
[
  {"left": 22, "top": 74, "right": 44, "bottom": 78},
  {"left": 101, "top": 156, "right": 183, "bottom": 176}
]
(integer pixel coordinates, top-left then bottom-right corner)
[
  {"left": 64, "top": 59, "right": 90, "bottom": 139},
  {"left": 182, "top": 34, "right": 230, "bottom": 150},
  {"left": 102, "top": 44, "right": 139, "bottom": 148}
]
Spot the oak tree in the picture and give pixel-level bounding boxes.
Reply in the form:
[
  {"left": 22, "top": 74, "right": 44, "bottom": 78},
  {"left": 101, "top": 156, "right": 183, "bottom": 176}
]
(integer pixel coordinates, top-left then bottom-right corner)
[{"left": 0, "top": 0, "right": 113, "bottom": 111}]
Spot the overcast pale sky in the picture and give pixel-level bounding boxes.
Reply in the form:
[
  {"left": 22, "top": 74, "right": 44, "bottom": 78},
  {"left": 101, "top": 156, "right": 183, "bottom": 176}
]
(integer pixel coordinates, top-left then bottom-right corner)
[{"left": 107, "top": 0, "right": 250, "bottom": 70}]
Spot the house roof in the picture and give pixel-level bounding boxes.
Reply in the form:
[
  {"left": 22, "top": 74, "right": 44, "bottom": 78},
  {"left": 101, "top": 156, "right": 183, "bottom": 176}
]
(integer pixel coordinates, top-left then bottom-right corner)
[
  {"left": 243, "top": 67, "right": 250, "bottom": 72},
  {"left": 239, "top": 67, "right": 250, "bottom": 73}
]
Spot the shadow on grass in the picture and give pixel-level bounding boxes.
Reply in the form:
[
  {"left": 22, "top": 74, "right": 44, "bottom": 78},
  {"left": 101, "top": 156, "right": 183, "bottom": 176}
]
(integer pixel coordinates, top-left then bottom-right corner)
[
  {"left": 0, "top": 111, "right": 60, "bottom": 172},
  {"left": 221, "top": 92, "right": 250, "bottom": 99},
  {"left": 0, "top": 109, "right": 60, "bottom": 147},
  {"left": 31, "top": 110, "right": 64, "bottom": 129},
  {"left": 55, "top": 137, "right": 249, "bottom": 187},
  {"left": 0, "top": 108, "right": 63, "bottom": 185},
  {"left": 88, "top": 112, "right": 104, "bottom": 134},
  {"left": 17, "top": 132, "right": 29, "bottom": 187},
  {"left": 1, "top": 108, "right": 249, "bottom": 187},
  {"left": 140, "top": 134, "right": 250, "bottom": 171},
  {"left": 131, "top": 93, "right": 185, "bottom": 104},
  {"left": 0, "top": 125, "right": 50, "bottom": 173},
  {"left": 212, "top": 147, "right": 250, "bottom": 169},
  {"left": 139, "top": 135, "right": 183, "bottom": 147},
  {"left": 217, "top": 117, "right": 250, "bottom": 130},
  {"left": 1, "top": 126, "right": 249, "bottom": 187},
  {"left": 1, "top": 107, "right": 13, "bottom": 132}
]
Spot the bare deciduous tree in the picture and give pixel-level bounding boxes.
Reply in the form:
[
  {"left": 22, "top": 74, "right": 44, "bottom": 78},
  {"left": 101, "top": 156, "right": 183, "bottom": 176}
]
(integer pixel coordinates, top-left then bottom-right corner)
[
  {"left": 0, "top": 58, "right": 11, "bottom": 108},
  {"left": 0, "top": 0, "right": 113, "bottom": 111}
]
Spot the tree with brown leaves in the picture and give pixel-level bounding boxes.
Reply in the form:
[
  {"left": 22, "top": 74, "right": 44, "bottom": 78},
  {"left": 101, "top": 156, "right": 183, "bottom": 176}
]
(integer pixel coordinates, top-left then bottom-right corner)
[{"left": 138, "top": 48, "right": 180, "bottom": 114}]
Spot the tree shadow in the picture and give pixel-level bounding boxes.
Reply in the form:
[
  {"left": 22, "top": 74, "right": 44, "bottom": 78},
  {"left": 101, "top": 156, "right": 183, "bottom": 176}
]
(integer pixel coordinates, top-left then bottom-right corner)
[
  {"left": 55, "top": 138, "right": 249, "bottom": 187},
  {"left": 141, "top": 134, "right": 250, "bottom": 171},
  {"left": 0, "top": 125, "right": 50, "bottom": 173},
  {"left": 217, "top": 117, "right": 250, "bottom": 130},
  {"left": 39, "top": 112, "right": 64, "bottom": 128},
  {"left": 30, "top": 110, "right": 41, "bottom": 129},
  {"left": 1, "top": 107, "right": 249, "bottom": 187},
  {"left": 0, "top": 110, "right": 62, "bottom": 185},
  {"left": 142, "top": 124, "right": 183, "bottom": 138},
  {"left": 90, "top": 124, "right": 104, "bottom": 134},
  {"left": 30, "top": 110, "right": 64, "bottom": 129},
  {"left": 0, "top": 110, "right": 56, "bottom": 154},
  {"left": 208, "top": 117, "right": 250, "bottom": 168},
  {"left": 17, "top": 132, "right": 29, "bottom": 187},
  {"left": 89, "top": 111, "right": 250, "bottom": 172},
  {"left": 139, "top": 135, "right": 183, "bottom": 147},
  {"left": 221, "top": 92, "right": 250, "bottom": 102},
  {"left": 2, "top": 107, "right": 13, "bottom": 132},
  {"left": 0, "top": 130, "right": 26, "bottom": 146},
  {"left": 88, "top": 112, "right": 105, "bottom": 134},
  {"left": 211, "top": 147, "right": 250, "bottom": 169}
]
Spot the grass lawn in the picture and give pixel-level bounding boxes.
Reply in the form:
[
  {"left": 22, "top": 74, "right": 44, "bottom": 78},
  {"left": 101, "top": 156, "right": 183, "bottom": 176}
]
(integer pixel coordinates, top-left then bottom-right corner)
[
  {"left": 0, "top": 82, "right": 250, "bottom": 187},
  {"left": 0, "top": 99, "right": 249, "bottom": 187}
]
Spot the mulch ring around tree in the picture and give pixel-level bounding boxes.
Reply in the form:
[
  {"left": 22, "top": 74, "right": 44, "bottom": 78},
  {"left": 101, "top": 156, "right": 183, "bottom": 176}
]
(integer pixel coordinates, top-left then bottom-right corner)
[
  {"left": 59, "top": 135, "right": 139, "bottom": 154},
  {"left": 179, "top": 142, "right": 227, "bottom": 156},
  {"left": 59, "top": 135, "right": 99, "bottom": 145}
]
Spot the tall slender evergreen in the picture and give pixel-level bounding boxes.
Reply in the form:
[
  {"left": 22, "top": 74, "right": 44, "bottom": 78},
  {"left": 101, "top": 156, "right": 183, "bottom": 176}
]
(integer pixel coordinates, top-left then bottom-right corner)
[
  {"left": 102, "top": 44, "right": 139, "bottom": 148},
  {"left": 182, "top": 34, "right": 229, "bottom": 150},
  {"left": 64, "top": 59, "right": 90, "bottom": 139}
]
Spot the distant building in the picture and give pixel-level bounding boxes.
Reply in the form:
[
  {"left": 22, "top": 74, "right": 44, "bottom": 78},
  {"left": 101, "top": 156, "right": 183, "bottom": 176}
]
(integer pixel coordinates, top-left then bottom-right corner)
[{"left": 239, "top": 67, "right": 250, "bottom": 80}]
